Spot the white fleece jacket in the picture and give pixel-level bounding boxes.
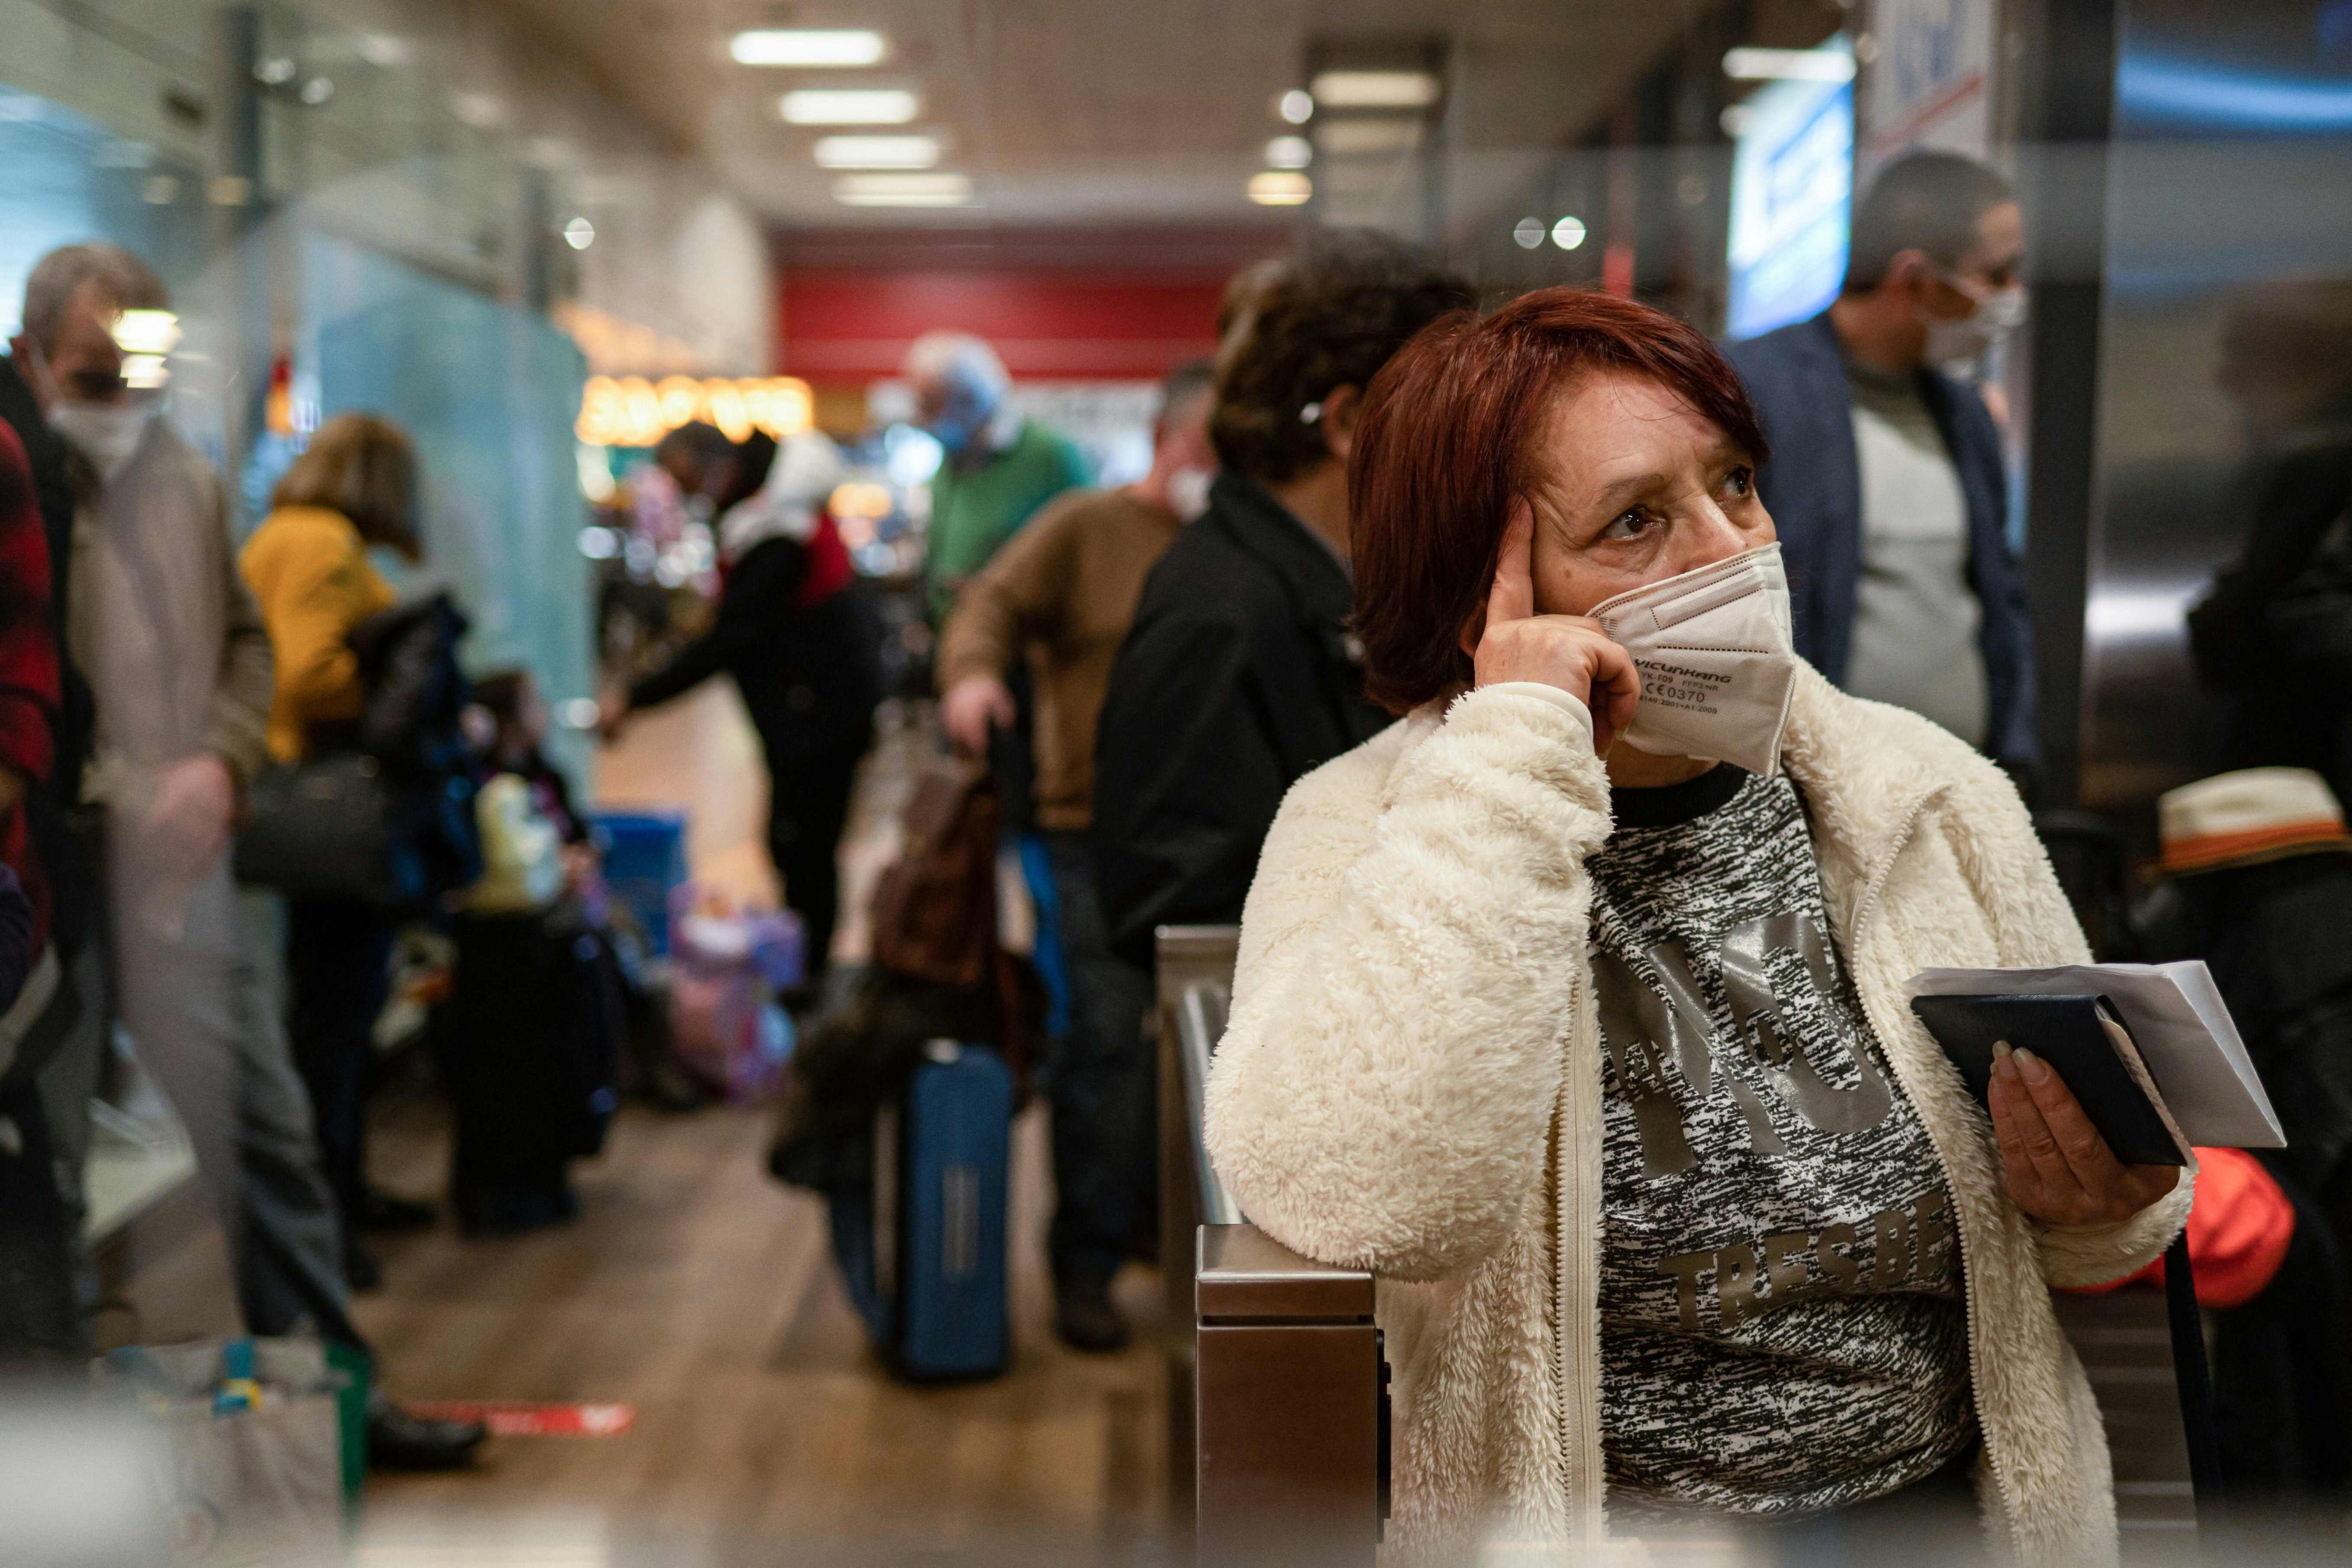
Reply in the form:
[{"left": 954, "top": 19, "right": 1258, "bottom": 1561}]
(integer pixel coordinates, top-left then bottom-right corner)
[{"left": 1205, "top": 665, "right": 2192, "bottom": 1565}]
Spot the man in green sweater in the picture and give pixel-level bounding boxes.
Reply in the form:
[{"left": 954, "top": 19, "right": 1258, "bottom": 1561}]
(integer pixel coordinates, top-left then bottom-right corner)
[{"left": 906, "top": 332, "right": 1089, "bottom": 623}]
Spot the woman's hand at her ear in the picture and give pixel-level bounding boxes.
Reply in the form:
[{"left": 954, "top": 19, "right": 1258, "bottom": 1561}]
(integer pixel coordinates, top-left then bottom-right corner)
[{"left": 1469, "top": 505, "right": 1641, "bottom": 754}]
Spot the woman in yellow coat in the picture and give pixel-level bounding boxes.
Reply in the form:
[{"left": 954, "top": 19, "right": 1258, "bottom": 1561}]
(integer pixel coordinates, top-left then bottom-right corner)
[{"left": 238, "top": 412, "right": 422, "bottom": 1286}]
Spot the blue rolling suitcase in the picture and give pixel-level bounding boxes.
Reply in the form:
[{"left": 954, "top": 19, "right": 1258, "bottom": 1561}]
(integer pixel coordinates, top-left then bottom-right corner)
[{"left": 877, "top": 1040, "right": 1014, "bottom": 1381}]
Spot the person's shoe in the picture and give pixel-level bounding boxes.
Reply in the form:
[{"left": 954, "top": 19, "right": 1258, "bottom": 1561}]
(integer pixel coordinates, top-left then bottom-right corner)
[
  {"left": 365, "top": 1391, "right": 485, "bottom": 1472},
  {"left": 358, "top": 1187, "right": 439, "bottom": 1232},
  {"left": 1054, "top": 1272, "right": 1130, "bottom": 1353},
  {"left": 343, "top": 1238, "right": 382, "bottom": 1293}
]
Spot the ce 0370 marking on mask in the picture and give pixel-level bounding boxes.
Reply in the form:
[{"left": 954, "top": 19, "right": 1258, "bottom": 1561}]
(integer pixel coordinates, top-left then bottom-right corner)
[{"left": 1588, "top": 542, "right": 1798, "bottom": 777}]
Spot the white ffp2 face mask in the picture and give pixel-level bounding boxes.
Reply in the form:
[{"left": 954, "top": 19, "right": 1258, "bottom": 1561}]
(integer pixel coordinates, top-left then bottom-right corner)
[
  {"left": 1587, "top": 542, "right": 1798, "bottom": 777},
  {"left": 1166, "top": 466, "right": 1214, "bottom": 523},
  {"left": 49, "top": 394, "right": 161, "bottom": 483},
  {"left": 1922, "top": 279, "right": 2026, "bottom": 370}
]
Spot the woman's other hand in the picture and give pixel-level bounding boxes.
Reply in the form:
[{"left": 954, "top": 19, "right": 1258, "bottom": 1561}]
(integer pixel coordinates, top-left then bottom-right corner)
[
  {"left": 1471, "top": 504, "right": 1641, "bottom": 753},
  {"left": 1989, "top": 1042, "right": 2179, "bottom": 1225}
]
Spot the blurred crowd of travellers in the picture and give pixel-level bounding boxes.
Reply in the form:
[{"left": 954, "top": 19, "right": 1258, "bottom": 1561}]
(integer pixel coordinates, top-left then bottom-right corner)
[{"left": 0, "top": 135, "right": 2348, "bottom": 1528}]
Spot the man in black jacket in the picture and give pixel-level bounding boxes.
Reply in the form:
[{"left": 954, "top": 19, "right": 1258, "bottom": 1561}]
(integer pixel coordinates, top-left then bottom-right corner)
[
  {"left": 1093, "top": 234, "right": 1472, "bottom": 967},
  {"left": 604, "top": 425, "right": 882, "bottom": 979}
]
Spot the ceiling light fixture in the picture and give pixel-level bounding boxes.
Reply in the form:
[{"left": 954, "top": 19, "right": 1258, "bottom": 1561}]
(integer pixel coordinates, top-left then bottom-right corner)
[
  {"left": 563, "top": 216, "right": 596, "bottom": 250},
  {"left": 1552, "top": 215, "right": 1587, "bottom": 250},
  {"left": 1308, "top": 69, "right": 1441, "bottom": 109},
  {"left": 730, "top": 29, "right": 888, "bottom": 67},
  {"left": 1278, "top": 88, "right": 1315, "bottom": 123},
  {"left": 111, "top": 309, "right": 180, "bottom": 390},
  {"left": 1513, "top": 217, "right": 1544, "bottom": 249},
  {"left": 1248, "top": 171, "right": 1312, "bottom": 206},
  {"left": 833, "top": 172, "right": 973, "bottom": 207},
  {"left": 782, "top": 88, "right": 920, "bottom": 125},
  {"left": 1722, "top": 45, "right": 1855, "bottom": 82},
  {"left": 1265, "top": 135, "right": 1312, "bottom": 170},
  {"left": 112, "top": 309, "right": 182, "bottom": 356},
  {"left": 1313, "top": 118, "right": 1423, "bottom": 156},
  {"left": 815, "top": 134, "right": 941, "bottom": 169}
]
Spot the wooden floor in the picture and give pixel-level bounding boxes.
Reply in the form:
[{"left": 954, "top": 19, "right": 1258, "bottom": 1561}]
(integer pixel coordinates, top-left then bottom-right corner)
[{"left": 351, "top": 683, "right": 1172, "bottom": 1565}]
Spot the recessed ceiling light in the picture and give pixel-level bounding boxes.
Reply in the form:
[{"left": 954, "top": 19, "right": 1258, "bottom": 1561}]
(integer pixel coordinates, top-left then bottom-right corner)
[
  {"left": 1277, "top": 88, "right": 1314, "bottom": 123},
  {"left": 833, "top": 172, "right": 973, "bottom": 207},
  {"left": 1308, "top": 69, "right": 1441, "bottom": 109},
  {"left": 1513, "top": 217, "right": 1545, "bottom": 249},
  {"left": 1265, "top": 135, "right": 1312, "bottom": 170},
  {"left": 1313, "top": 118, "right": 1423, "bottom": 156},
  {"left": 815, "top": 134, "right": 941, "bottom": 169},
  {"left": 782, "top": 88, "right": 920, "bottom": 125},
  {"left": 1248, "top": 171, "right": 1312, "bottom": 206},
  {"left": 112, "top": 309, "right": 181, "bottom": 355},
  {"left": 730, "top": 29, "right": 888, "bottom": 67},
  {"left": 563, "top": 216, "right": 596, "bottom": 250},
  {"left": 1722, "top": 46, "right": 1854, "bottom": 82},
  {"left": 1552, "top": 215, "right": 1588, "bottom": 250}
]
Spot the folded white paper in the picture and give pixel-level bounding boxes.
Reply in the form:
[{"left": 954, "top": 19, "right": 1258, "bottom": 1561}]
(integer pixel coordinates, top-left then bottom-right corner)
[{"left": 1904, "top": 961, "right": 2286, "bottom": 1149}]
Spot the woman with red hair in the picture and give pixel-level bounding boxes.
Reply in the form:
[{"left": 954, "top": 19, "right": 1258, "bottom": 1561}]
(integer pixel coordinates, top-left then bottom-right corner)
[{"left": 1203, "top": 289, "right": 2188, "bottom": 1563}]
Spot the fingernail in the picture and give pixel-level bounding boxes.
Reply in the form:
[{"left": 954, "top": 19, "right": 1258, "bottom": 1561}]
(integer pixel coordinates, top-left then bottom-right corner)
[
  {"left": 1993, "top": 1041, "right": 2013, "bottom": 1060},
  {"left": 2014, "top": 1047, "right": 2050, "bottom": 1085}
]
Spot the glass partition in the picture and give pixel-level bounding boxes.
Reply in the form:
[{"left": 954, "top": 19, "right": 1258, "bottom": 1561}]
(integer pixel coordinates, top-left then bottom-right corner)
[{"left": 303, "top": 230, "right": 594, "bottom": 783}]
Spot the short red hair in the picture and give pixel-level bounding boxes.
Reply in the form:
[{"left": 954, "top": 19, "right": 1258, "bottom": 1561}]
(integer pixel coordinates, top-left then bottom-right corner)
[{"left": 1348, "top": 288, "right": 1770, "bottom": 714}]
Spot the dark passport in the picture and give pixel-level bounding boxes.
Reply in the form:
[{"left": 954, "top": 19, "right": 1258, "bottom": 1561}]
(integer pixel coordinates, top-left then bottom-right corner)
[{"left": 1908, "top": 993, "right": 2189, "bottom": 1167}]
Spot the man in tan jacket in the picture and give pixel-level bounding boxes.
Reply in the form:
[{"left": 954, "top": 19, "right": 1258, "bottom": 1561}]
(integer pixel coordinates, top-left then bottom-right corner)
[{"left": 936, "top": 359, "right": 1213, "bottom": 1350}]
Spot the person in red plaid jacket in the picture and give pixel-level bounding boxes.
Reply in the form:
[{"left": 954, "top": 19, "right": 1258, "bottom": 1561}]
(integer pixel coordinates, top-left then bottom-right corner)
[
  {"left": 0, "top": 418, "right": 59, "bottom": 983},
  {"left": 0, "top": 413, "right": 71, "bottom": 1365}
]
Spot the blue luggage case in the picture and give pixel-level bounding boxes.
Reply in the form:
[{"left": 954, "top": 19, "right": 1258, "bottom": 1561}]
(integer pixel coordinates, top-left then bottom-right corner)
[{"left": 885, "top": 1040, "right": 1013, "bottom": 1380}]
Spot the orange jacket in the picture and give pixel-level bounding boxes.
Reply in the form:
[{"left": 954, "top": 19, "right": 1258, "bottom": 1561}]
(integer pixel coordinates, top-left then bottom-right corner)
[{"left": 2071, "top": 1147, "right": 2293, "bottom": 1309}]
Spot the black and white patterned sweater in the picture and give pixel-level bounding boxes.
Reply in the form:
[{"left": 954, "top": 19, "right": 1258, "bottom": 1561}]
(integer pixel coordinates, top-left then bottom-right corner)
[{"left": 1588, "top": 764, "right": 1975, "bottom": 1519}]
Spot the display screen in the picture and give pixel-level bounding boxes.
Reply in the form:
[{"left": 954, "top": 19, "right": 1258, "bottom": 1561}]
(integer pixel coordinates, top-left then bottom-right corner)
[{"left": 1725, "top": 41, "right": 1856, "bottom": 341}]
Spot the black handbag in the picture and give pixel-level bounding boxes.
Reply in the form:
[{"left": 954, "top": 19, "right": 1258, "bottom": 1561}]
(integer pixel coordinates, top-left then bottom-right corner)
[
  {"left": 233, "top": 752, "right": 431, "bottom": 907},
  {"left": 234, "top": 591, "right": 483, "bottom": 908}
]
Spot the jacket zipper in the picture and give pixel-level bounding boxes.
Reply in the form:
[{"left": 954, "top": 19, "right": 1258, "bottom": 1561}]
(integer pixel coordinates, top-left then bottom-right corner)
[
  {"left": 1847, "top": 788, "right": 2022, "bottom": 1547},
  {"left": 1557, "top": 970, "right": 1597, "bottom": 1542}
]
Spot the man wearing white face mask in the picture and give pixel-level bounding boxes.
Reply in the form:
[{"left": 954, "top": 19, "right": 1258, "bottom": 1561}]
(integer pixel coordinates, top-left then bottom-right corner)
[
  {"left": 934, "top": 358, "right": 1214, "bottom": 1350},
  {"left": 14, "top": 244, "right": 273, "bottom": 1296},
  {"left": 1725, "top": 151, "right": 2038, "bottom": 792}
]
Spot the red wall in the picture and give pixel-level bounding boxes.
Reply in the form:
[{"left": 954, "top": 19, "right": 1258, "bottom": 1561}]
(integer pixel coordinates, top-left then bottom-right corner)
[{"left": 777, "top": 269, "right": 1227, "bottom": 384}]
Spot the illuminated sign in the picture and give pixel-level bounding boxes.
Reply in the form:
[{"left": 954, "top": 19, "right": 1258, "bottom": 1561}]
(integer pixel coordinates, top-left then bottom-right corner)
[
  {"left": 1726, "top": 37, "right": 1855, "bottom": 342},
  {"left": 575, "top": 375, "right": 815, "bottom": 448}
]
